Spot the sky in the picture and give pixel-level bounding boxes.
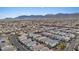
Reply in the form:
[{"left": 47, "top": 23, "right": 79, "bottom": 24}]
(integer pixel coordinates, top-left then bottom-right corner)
[{"left": 0, "top": 7, "right": 79, "bottom": 19}]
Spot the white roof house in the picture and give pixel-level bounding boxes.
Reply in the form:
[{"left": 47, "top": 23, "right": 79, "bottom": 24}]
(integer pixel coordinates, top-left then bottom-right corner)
[
  {"left": 53, "top": 34, "right": 71, "bottom": 42},
  {"left": 35, "top": 36, "right": 59, "bottom": 48},
  {"left": 45, "top": 39, "right": 59, "bottom": 48},
  {"left": 40, "top": 47, "right": 49, "bottom": 51},
  {"left": 28, "top": 33, "right": 41, "bottom": 38},
  {"left": 64, "top": 36, "right": 71, "bottom": 41},
  {"left": 67, "top": 33, "right": 75, "bottom": 38},
  {"left": 53, "top": 35, "right": 63, "bottom": 40},
  {"left": 27, "top": 41, "right": 37, "bottom": 47},
  {"left": 30, "top": 44, "right": 44, "bottom": 51},
  {"left": 32, "top": 34, "right": 41, "bottom": 39},
  {"left": 41, "top": 32, "right": 53, "bottom": 37},
  {"left": 22, "top": 38, "right": 32, "bottom": 45},
  {"left": 19, "top": 33, "right": 28, "bottom": 41},
  {"left": 49, "top": 30, "right": 55, "bottom": 34},
  {"left": 35, "top": 36, "right": 49, "bottom": 43}
]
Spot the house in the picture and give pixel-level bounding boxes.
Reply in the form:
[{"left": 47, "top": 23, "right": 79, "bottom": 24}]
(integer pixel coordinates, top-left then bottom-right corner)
[
  {"left": 22, "top": 38, "right": 32, "bottom": 45},
  {"left": 45, "top": 39, "right": 59, "bottom": 48},
  {"left": 40, "top": 47, "right": 49, "bottom": 51},
  {"left": 30, "top": 44, "right": 44, "bottom": 51},
  {"left": 27, "top": 41, "right": 37, "bottom": 47},
  {"left": 35, "top": 36, "right": 48, "bottom": 43},
  {"left": 41, "top": 32, "right": 53, "bottom": 37},
  {"left": 19, "top": 33, "right": 28, "bottom": 41}
]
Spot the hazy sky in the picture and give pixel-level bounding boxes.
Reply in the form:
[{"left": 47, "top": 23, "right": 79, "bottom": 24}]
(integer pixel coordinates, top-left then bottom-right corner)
[{"left": 0, "top": 7, "right": 79, "bottom": 19}]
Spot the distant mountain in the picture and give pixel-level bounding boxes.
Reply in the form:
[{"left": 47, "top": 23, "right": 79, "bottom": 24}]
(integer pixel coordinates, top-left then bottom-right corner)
[
  {"left": 5, "top": 18, "right": 13, "bottom": 19},
  {"left": 1, "top": 13, "right": 79, "bottom": 21},
  {"left": 15, "top": 15, "right": 44, "bottom": 19},
  {"left": 15, "top": 13, "right": 79, "bottom": 19}
]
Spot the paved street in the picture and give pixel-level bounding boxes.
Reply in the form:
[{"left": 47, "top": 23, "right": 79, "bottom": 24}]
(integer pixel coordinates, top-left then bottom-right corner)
[
  {"left": 65, "top": 34, "right": 79, "bottom": 51},
  {"left": 9, "top": 35, "right": 29, "bottom": 51}
]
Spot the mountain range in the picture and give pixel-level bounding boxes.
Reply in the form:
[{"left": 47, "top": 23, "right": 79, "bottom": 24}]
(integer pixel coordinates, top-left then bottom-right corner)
[{"left": 2, "top": 13, "right": 79, "bottom": 20}]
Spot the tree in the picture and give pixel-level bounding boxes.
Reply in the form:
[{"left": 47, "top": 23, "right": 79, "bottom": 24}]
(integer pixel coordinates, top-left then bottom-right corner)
[{"left": 57, "top": 42, "right": 66, "bottom": 50}]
